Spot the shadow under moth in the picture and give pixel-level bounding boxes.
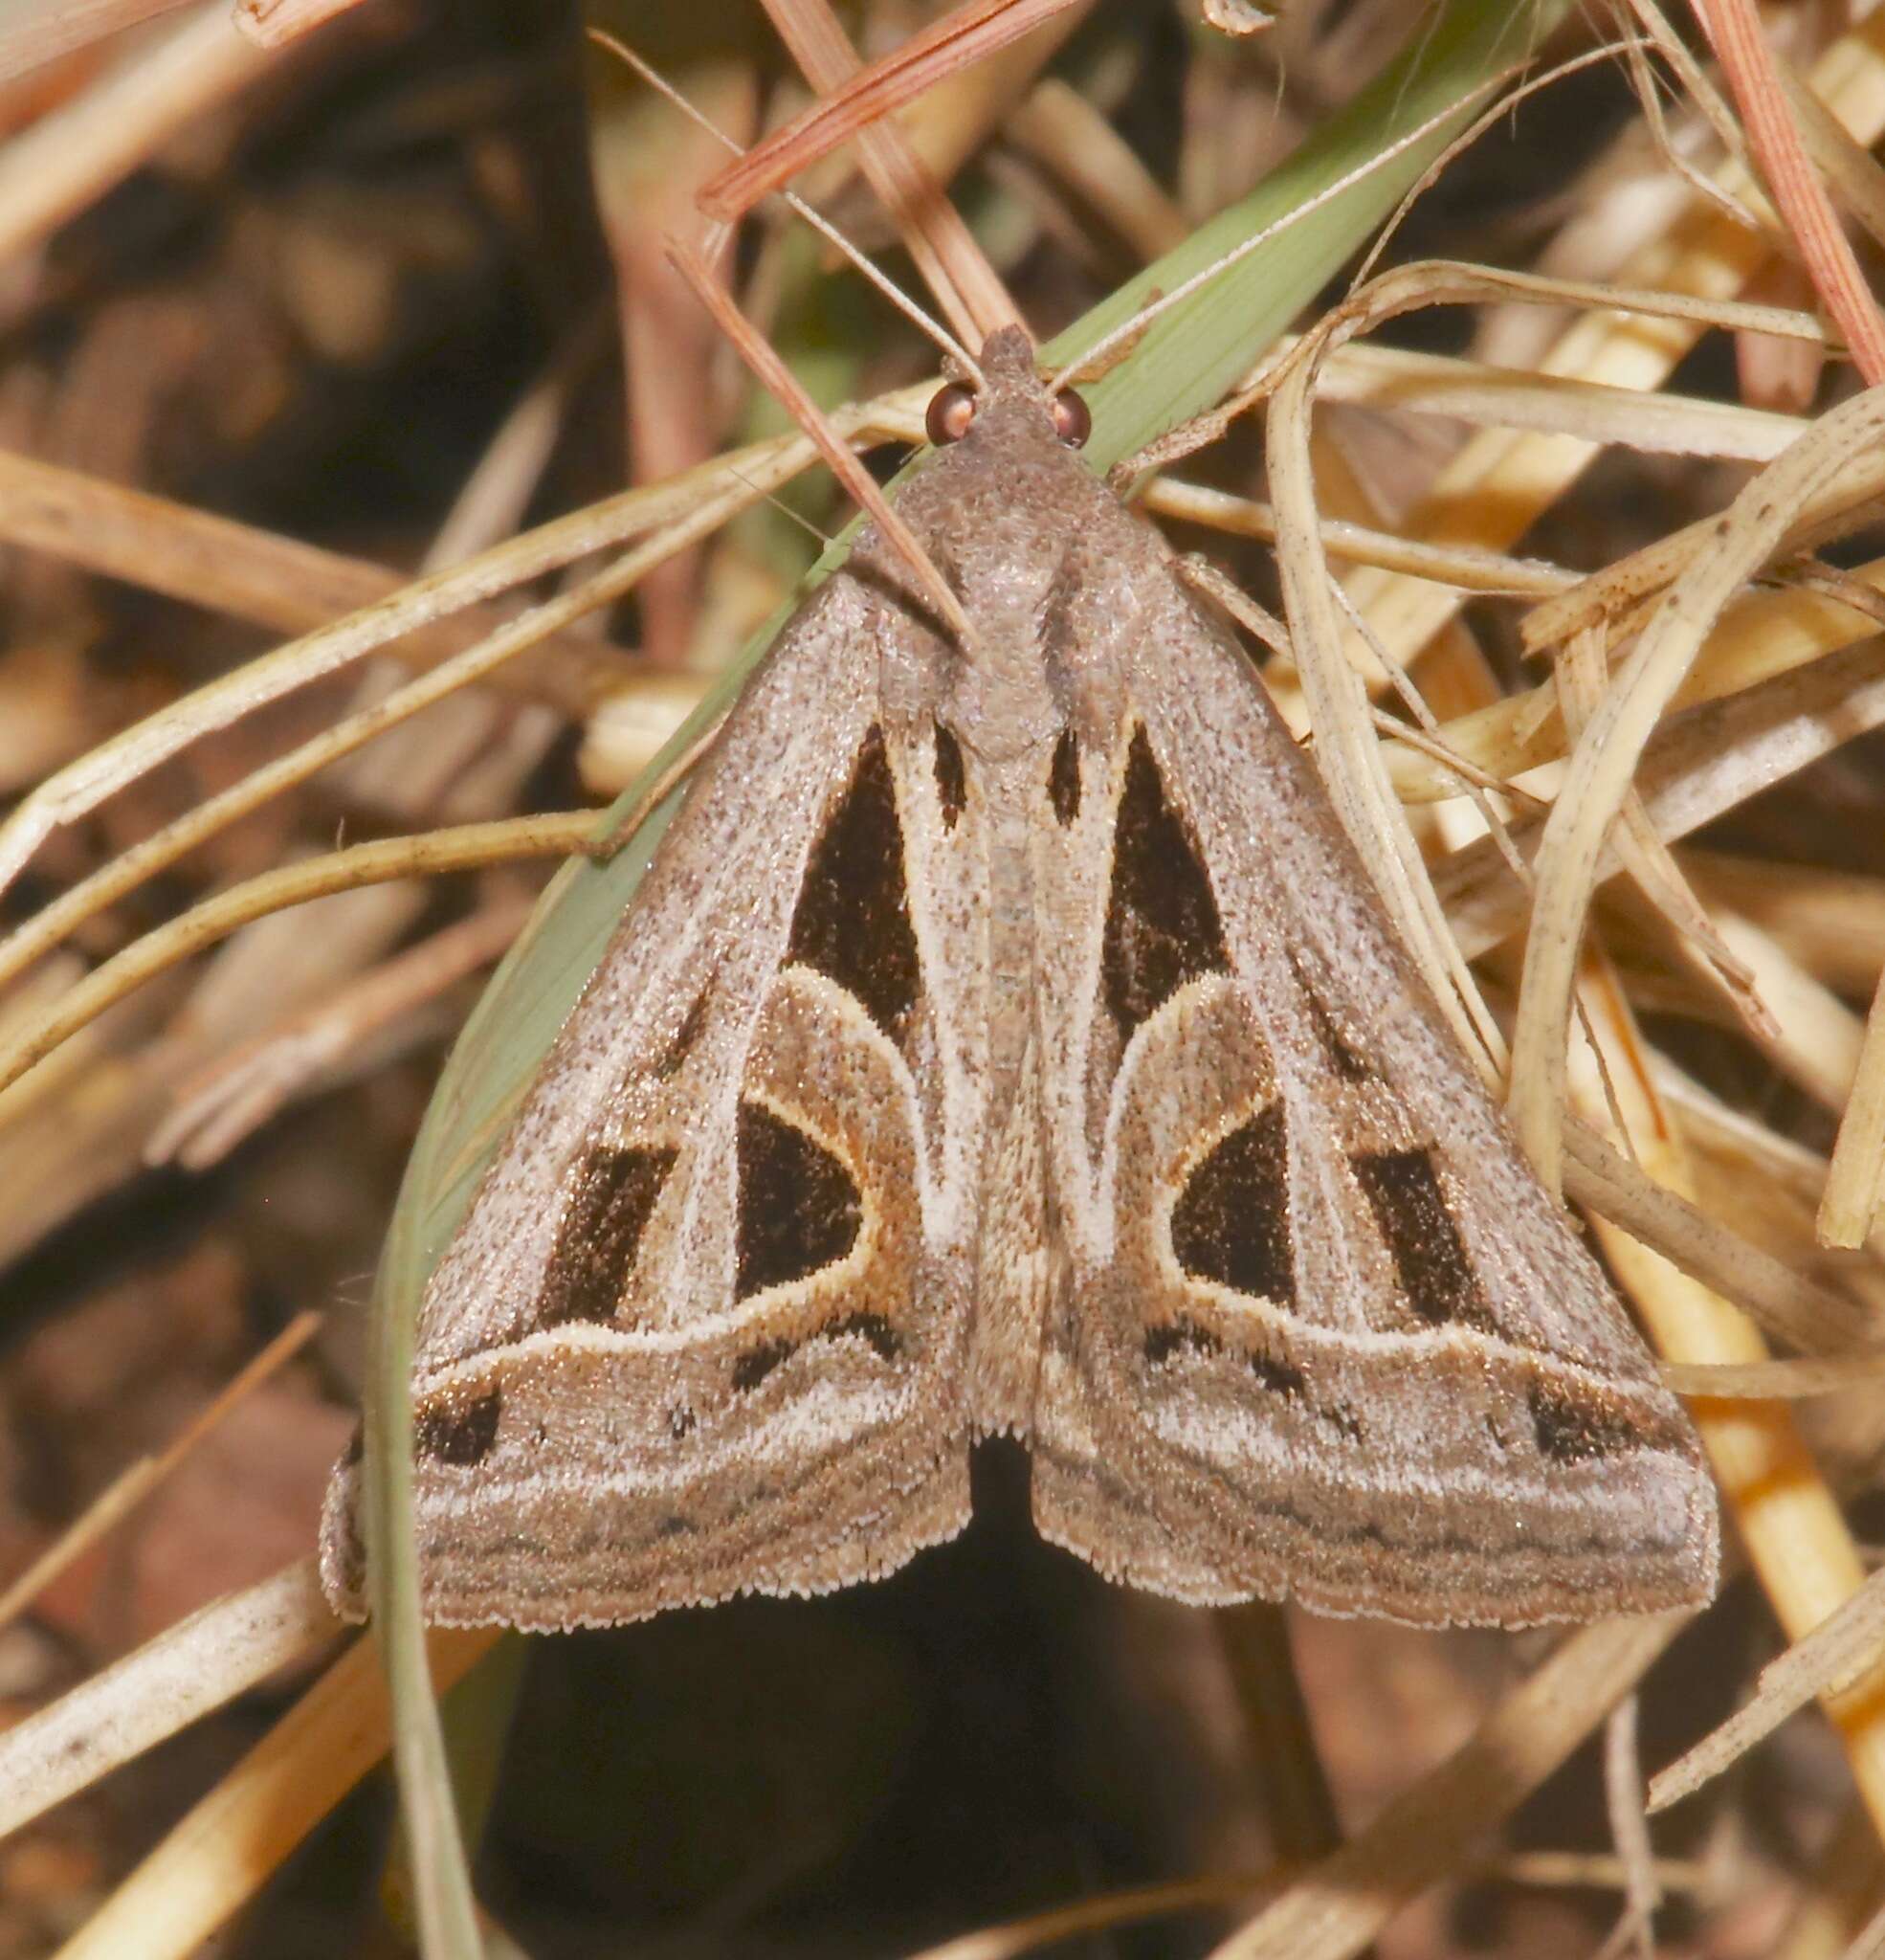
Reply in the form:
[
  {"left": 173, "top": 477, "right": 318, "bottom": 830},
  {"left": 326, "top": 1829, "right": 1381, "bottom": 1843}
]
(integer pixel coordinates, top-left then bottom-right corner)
[{"left": 321, "top": 327, "right": 1719, "bottom": 1632}]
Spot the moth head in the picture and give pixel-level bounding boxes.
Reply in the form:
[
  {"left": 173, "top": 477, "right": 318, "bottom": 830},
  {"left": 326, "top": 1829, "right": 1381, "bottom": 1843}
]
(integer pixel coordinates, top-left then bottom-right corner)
[{"left": 924, "top": 375, "right": 1092, "bottom": 450}]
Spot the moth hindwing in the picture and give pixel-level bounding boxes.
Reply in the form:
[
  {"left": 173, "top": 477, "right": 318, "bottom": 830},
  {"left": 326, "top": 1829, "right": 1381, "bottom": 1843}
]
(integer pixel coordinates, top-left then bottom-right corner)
[{"left": 321, "top": 326, "right": 1719, "bottom": 1632}]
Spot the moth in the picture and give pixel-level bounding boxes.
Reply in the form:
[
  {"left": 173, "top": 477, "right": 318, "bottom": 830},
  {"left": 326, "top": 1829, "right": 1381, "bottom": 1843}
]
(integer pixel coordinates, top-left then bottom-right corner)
[{"left": 321, "top": 326, "right": 1719, "bottom": 1632}]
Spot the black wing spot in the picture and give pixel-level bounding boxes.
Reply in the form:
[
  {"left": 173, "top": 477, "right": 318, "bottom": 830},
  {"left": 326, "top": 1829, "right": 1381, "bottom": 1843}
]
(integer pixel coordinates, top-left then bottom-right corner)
[
  {"left": 1142, "top": 1314, "right": 1363, "bottom": 1438},
  {"left": 416, "top": 1387, "right": 501, "bottom": 1467},
  {"left": 787, "top": 725, "right": 920, "bottom": 1041},
  {"left": 1170, "top": 1101, "right": 1295, "bottom": 1307},
  {"left": 732, "top": 1339, "right": 791, "bottom": 1392},
  {"left": 933, "top": 721, "right": 966, "bottom": 830},
  {"left": 537, "top": 1146, "right": 678, "bottom": 1328},
  {"left": 1250, "top": 1348, "right": 1307, "bottom": 1400},
  {"left": 1101, "top": 726, "right": 1231, "bottom": 1040},
  {"left": 1049, "top": 727, "right": 1081, "bottom": 825},
  {"left": 656, "top": 985, "right": 713, "bottom": 1079},
  {"left": 1144, "top": 1316, "right": 1223, "bottom": 1365},
  {"left": 1288, "top": 954, "right": 1372, "bottom": 1080},
  {"left": 826, "top": 1310, "right": 900, "bottom": 1362},
  {"left": 1352, "top": 1146, "right": 1493, "bottom": 1332},
  {"left": 735, "top": 1102, "right": 861, "bottom": 1300},
  {"left": 1529, "top": 1383, "right": 1647, "bottom": 1463},
  {"left": 730, "top": 1310, "right": 902, "bottom": 1396},
  {"left": 669, "top": 1406, "right": 696, "bottom": 1439}
]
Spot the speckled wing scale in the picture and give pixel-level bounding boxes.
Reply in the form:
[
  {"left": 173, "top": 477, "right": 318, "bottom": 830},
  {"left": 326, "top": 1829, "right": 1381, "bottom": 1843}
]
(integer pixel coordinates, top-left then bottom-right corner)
[{"left": 321, "top": 327, "right": 1719, "bottom": 1633}]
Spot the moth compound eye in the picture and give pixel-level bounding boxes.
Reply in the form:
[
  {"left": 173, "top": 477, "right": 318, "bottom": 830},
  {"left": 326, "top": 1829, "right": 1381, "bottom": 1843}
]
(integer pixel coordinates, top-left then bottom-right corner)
[
  {"left": 1052, "top": 389, "right": 1092, "bottom": 448},
  {"left": 926, "top": 381, "right": 978, "bottom": 446}
]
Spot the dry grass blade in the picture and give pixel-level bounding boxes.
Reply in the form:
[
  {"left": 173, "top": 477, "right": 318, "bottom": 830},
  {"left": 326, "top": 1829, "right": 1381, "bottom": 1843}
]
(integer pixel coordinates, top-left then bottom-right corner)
[
  {"left": 0, "top": 1558, "right": 337, "bottom": 1841},
  {"left": 1342, "top": 13, "right": 1885, "bottom": 677},
  {"left": 1703, "top": 909, "right": 1865, "bottom": 1111},
  {"left": 0, "top": 449, "right": 857, "bottom": 994},
  {"left": 0, "top": 385, "right": 927, "bottom": 913},
  {"left": 1147, "top": 477, "right": 1577, "bottom": 597},
  {"left": 1778, "top": 56, "right": 1885, "bottom": 255},
  {"left": 1315, "top": 336, "right": 1812, "bottom": 462},
  {"left": 1650, "top": 1565, "right": 1885, "bottom": 1815},
  {"left": 1007, "top": 77, "right": 1188, "bottom": 259},
  {"left": 1436, "top": 637, "right": 1885, "bottom": 962},
  {"left": 588, "top": 29, "right": 979, "bottom": 376},
  {"left": 1207, "top": 1618, "right": 1686, "bottom": 1960},
  {"left": 1692, "top": 0, "right": 1885, "bottom": 381},
  {"left": 1521, "top": 480, "right": 1885, "bottom": 662},
  {"left": 1510, "top": 389, "right": 1885, "bottom": 1195},
  {"left": 670, "top": 239, "right": 973, "bottom": 644},
  {"left": 901, "top": 1873, "right": 1281, "bottom": 1960},
  {"left": 1153, "top": 261, "right": 1822, "bottom": 506},
  {"left": 1602, "top": 1695, "right": 1659, "bottom": 1958},
  {"left": 0, "top": 813, "right": 594, "bottom": 1098},
  {"left": 904, "top": 1848, "right": 1716, "bottom": 1960},
  {"left": 754, "top": 0, "right": 1014, "bottom": 343},
  {"left": 0, "top": 451, "right": 600, "bottom": 714},
  {"left": 1568, "top": 954, "right": 1885, "bottom": 1841},
  {"left": 146, "top": 899, "right": 534, "bottom": 1170},
  {"left": 0, "top": 1, "right": 199, "bottom": 87},
  {"left": 1268, "top": 272, "right": 1510, "bottom": 1076},
  {"left": 49, "top": 1624, "right": 501, "bottom": 1960},
  {"left": 1556, "top": 617, "right": 1770, "bottom": 1039},
  {"left": 1821, "top": 967, "right": 1885, "bottom": 1248},
  {"left": 1563, "top": 1122, "right": 1877, "bottom": 1355},
  {"left": 1397, "top": 547, "right": 1885, "bottom": 805},
  {"left": 698, "top": 0, "right": 1083, "bottom": 222},
  {"left": 0, "top": 6, "right": 271, "bottom": 258},
  {"left": 1662, "top": 1355, "right": 1885, "bottom": 1397}
]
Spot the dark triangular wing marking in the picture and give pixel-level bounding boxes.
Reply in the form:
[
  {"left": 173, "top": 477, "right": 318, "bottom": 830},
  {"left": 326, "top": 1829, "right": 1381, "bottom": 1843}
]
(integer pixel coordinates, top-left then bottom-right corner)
[
  {"left": 536, "top": 1145, "right": 678, "bottom": 1329},
  {"left": 1348, "top": 1146, "right": 1496, "bottom": 1335},
  {"left": 1100, "top": 726, "right": 1231, "bottom": 1043},
  {"left": 786, "top": 724, "right": 920, "bottom": 1044},
  {"left": 734, "top": 1100, "right": 862, "bottom": 1300},
  {"left": 1168, "top": 1101, "right": 1294, "bottom": 1306}
]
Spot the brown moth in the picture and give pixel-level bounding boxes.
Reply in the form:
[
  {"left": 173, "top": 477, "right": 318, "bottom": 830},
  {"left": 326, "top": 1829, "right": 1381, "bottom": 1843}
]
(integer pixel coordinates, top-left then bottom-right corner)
[{"left": 321, "top": 327, "right": 1719, "bottom": 1632}]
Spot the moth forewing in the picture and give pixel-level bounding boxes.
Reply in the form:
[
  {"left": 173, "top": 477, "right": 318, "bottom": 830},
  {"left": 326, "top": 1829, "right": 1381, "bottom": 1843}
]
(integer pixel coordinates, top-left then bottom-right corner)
[
  {"left": 322, "top": 325, "right": 1719, "bottom": 1633},
  {"left": 322, "top": 577, "right": 983, "bottom": 1631}
]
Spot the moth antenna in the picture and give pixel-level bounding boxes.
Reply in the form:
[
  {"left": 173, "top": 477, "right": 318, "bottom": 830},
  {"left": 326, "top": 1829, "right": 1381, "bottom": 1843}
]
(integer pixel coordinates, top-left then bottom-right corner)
[
  {"left": 670, "top": 237, "right": 975, "bottom": 648},
  {"left": 1046, "top": 73, "right": 1519, "bottom": 394},
  {"left": 723, "top": 462, "right": 838, "bottom": 551},
  {"left": 587, "top": 28, "right": 983, "bottom": 386}
]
